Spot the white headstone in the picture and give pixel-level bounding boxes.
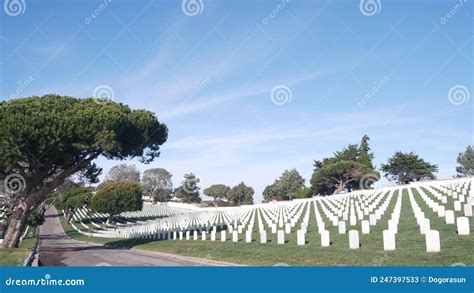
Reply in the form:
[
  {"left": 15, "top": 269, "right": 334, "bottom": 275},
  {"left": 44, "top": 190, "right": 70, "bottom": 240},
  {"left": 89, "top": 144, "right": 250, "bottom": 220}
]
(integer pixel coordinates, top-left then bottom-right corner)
[
  {"left": 419, "top": 218, "right": 430, "bottom": 235},
  {"left": 186, "top": 231, "right": 190, "bottom": 240},
  {"left": 221, "top": 230, "right": 226, "bottom": 242},
  {"left": 297, "top": 230, "right": 305, "bottom": 246},
  {"left": 348, "top": 230, "right": 359, "bottom": 249},
  {"left": 456, "top": 217, "right": 470, "bottom": 235},
  {"left": 173, "top": 231, "right": 177, "bottom": 240},
  {"left": 260, "top": 231, "right": 267, "bottom": 244},
  {"left": 361, "top": 220, "right": 370, "bottom": 234},
  {"left": 338, "top": 221, "right": 346, "bottom": 234},
  {"left": 445, "top": 210, "right": 455, "bottom": 224},
  {"left": 245, "top": 230, "right": 252, "bottom": 243},
  {"left": 232, "top": 230, "right": 238, "bottom": 242},
  {"left": 369, "top": 214, "right": 377, "bottom": 226},
  {"left": 193, "top": 230, "right": 198, "bottom": 240},
  {"left": 383, "top": 230, "right": 396, "bottom": 251},
  {"left": 454, "top": 201, "right": 462, "bottom": 211},
  {"left": 464, "top": 204, "right": 473, "bottom": 217},
  {"left": 350, "top": 215, "right": 357, "bottom": 226},
  {"left": 285, "top": 223, "right": 291, "bottom": 234},
  {"left": 437, "top": 206, "right": 445, "bottom": 218},
  {"left": 271, "top": 225, "right": 277, "bottom": 234},
  {"left": 277, "top": 230, "right": 285, "bottom": 245},
  {"left": 211, "top": 231, "right": 216, "bottom": 241},
  {"left": 320, "top": 230, "right": 330, "bottom": 247},
  {"left": 201, "top": 231, "right": 206, "bottom": 241},
  {"left": 425, "top": 230, "right": 441, "bottom": 252},
  {"left": 179, "top": 231, "right": 183, "bottom": 240}
]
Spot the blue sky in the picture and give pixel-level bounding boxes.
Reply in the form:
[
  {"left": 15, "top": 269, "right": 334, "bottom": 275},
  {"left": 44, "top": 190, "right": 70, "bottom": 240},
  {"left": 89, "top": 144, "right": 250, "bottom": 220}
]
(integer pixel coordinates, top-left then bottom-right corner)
[{"left": 1, "top": 0, "right": 472, "bottom": 202}]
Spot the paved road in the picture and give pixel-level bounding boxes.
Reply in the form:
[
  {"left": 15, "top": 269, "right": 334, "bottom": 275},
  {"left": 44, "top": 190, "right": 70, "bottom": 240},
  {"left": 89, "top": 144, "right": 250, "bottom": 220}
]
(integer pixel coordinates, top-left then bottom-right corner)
[{"left": 39, "top": 207, "right": 236, "bottom": 266}]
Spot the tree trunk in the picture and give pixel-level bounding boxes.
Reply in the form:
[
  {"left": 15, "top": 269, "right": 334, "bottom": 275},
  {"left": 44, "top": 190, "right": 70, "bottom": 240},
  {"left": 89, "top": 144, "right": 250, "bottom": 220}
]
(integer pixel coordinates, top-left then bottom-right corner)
[
  {"left": 333, "top": 180, "right": 346, "bottom": 195},
  {"left": 2, "top": 199, "right": 30, "bottom": 248}
]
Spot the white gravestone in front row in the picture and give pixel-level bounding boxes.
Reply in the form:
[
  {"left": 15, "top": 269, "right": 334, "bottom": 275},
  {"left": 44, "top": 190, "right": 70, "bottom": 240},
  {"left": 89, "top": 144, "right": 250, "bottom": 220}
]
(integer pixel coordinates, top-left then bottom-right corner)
[
  {"left": 321, "top": 230, "right": 330, "bottom": 247},
  {"left": 193, "top": 231, "right": 198, "bottom": 241},
  {"left": 277, "top": 230, "right": 285, "bottom": 245},
  {"left": 425, "top": 230, "right": 441, "bottom": 252},
  {"left": 456, "top": 217, "right": 470, "bottom": 235},
  {"left": 211, "top": 231, "right": 216, "bottom": 241},
  {"left": 348, "top": 230, "right": 360, "bottom": 249},
  {"left": 232, "top": 230, "right": 238, "bottom": 242},
  {"left": 221, "top": 230, "right": 226, "bottom": 242},
  {"left": 260, "top": 231, "right": 267, "bottom": 244},
  {"left": 245, "top": 231, "right": 252, "bottom": 243},
  {"left": 383, "top": 230, "right": 396, "bottom": 251},
  {"left": 201, "top": 231, "right": 206, "bottom": 241},
  {"left": 297, "top": 230, "right": 305, "bottom": 246}
]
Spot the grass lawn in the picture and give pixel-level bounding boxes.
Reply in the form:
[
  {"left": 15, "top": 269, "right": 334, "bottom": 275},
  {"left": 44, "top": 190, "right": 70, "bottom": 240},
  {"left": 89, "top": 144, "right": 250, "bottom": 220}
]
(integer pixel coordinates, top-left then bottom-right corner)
[
  {"left": 0, "top": 231, "right": 38, "bottom": 266},
  {"left": 62, "top": 188, "right": 474, "bottom": 266}
]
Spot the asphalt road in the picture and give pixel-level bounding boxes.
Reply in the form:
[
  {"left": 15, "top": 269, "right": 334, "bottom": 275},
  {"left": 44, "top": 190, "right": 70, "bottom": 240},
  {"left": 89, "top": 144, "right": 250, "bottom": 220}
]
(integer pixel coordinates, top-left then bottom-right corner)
[{"left": 39, "top": 206, "right": 236, "bottom": 266}]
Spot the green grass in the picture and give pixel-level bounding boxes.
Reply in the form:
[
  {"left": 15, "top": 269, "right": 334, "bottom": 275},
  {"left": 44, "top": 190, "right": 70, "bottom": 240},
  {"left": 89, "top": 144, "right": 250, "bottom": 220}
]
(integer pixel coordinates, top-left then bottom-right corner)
[
  {"left": 0, "top": 230, "right": 38, "bottom": 266},
  {"left": 62, "top": 188, "right": 474, "bottom": 266}
]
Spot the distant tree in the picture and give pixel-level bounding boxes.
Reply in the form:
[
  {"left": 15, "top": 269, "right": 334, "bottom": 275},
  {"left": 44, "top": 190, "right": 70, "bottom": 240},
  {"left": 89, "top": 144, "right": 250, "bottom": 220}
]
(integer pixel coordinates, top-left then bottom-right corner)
[
  {"left": 204, "top": 184, "right": 230, "bottom": 202},
  {"left": 456, "top": 145, "right": 474, "bottom": 177},
  {"left": 262, "top": 184, "right": 278, "bottom": 202},
  {"left": 227, "top": 182, "right": 254, "bottom": 206},
  {"left": 54, "top": 186, "right": 93, "bottom": 223},
  {"left": 174, "top": 173, "right": 201, "bottom": 203},
  {"left": 263, "top": 169, "right": 307, "bottom": 201},
  {"left": 90, "top": 181, "right": 143, "bottom": 222},
  {"left": 311, "top": 160, "right": 373, "bottom": 195},
  {"left": 142, "top": 168, "right": 173, "bottom": 202},
  {"left": 381, "top": 151, "right": 438, "bottom": 184},
  {"left": 309, "top": 135, "right": 379, "bottom": 195},
  {"left": 105, "top": 164, "right": 141, "bottom": 183},
  {"left": 357, "top": 135, "right": 375, "bottom": 169}
]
